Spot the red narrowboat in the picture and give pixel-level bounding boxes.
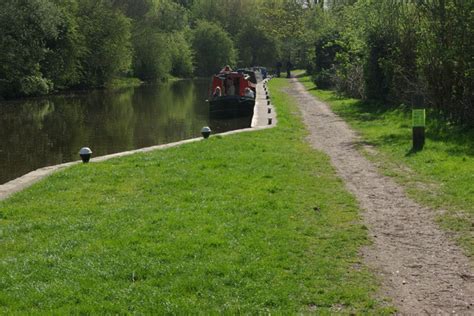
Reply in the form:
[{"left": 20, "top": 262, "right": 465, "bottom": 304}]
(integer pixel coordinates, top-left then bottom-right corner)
[{"left": 209, "top": 66, "right": 256, "bottom": 117}]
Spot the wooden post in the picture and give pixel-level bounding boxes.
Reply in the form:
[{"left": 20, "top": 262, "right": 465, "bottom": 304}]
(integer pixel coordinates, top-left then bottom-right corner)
[{"left": 412, "top": 109, "right": 425, "bottom": 151}]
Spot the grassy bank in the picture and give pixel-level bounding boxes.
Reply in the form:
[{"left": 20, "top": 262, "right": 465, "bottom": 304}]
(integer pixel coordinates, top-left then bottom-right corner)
[
  {"left": 105, "top": 76, "right": 191, "bottom": 89},
  {"left": 299, "top": 75, "right": 474, "bottom": 257},
  {"left": 0, "top": 78, "right": 393, "bottom": 313},
  {"left": 105, "top": 77, "right": 143, "bottom": 89}
]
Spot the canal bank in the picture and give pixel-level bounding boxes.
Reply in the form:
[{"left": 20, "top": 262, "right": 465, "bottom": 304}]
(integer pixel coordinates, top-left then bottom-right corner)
[
  {"left": 0, "top": 77, "right": 391, "bottom": 313},
  {"left": 0, "top": 79, "right": 254, "bottom": 185},
  {"left": 0, "top": 79, "right": 275, "bottom": 201}
]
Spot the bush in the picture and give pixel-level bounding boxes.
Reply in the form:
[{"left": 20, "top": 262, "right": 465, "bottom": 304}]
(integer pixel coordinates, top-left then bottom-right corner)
[
  {"left": 312, "top": 68, "right": 334, "bottom": 89},
  {"left": 312, "top": 31, "right": 342, "bottom": 89},
  {"left": 334, "top": 62, "right": 365, "bottom": 99},
  {"left": 364, "top": 31, "right": 394, "bottom": 101},
  {"left": 20, "top": 76, "right": 53, "bottom": 96}
]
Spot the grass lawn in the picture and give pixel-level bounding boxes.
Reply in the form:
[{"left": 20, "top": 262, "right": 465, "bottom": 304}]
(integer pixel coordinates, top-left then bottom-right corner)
[
  {"left": 0, "top": 78, "right": 393, "bottom": 314},
  {"left": 299, "top": 75, "right": 474, "bottom": 257}
]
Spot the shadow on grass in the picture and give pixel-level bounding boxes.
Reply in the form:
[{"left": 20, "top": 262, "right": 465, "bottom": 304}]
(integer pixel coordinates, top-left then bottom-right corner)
[
  {"left": 427, "top": 125, "right": 474, "bottom": 156},
  {"left": 405, "top": 147, "right": 422, "bottom": 157},
  {"left": 354, "top": 140, "right": 379, "bottom": 148},
  {"left": 300, "top": 75, "right": 474, "bottom": 158},
  {"left": 402, "top": 126, "right": 474, "bottom": 157},
  {"left": 334, "top": 99, "right": 400, "bottom": 124}
]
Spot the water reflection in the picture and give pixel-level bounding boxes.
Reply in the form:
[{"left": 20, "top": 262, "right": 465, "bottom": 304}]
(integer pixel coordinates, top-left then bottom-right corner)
[{"left": 0, "top": 80, "right": 251, "bottom": 184}]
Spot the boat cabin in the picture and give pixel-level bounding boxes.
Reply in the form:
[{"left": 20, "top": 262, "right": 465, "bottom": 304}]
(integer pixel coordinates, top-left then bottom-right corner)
[{"left": 210, "top": 66, "right": 256, "bottom": 99}]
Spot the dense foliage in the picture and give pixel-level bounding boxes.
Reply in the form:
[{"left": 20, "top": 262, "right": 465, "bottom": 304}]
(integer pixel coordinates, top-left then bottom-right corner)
[
  {"left": 0, "top": 0, "right": 294, "bottom": 98},
  {"left": 1, "top": 0, "right": 472, "bottom": 126},
  {"left": 191, "top": 20, "right": 236, "bottom": 76},
  {"left": 308, "top": 0, "right": 473, "bottom": 126}
]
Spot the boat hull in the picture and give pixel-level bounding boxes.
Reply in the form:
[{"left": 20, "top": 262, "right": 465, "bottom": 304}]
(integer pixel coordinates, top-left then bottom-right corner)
[{"left": 209, "top": 96, "right": 255, "bottom": 118}]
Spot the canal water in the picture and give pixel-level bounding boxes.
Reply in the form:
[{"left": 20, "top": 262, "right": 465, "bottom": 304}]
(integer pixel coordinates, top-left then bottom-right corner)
[{"left": 0, "top": 79, "right": 252, "bottom": 185}]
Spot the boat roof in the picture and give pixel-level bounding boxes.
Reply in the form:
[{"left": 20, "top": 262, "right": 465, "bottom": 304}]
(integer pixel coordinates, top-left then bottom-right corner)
[{"left": 215, "top": 72, "right": 250, "bottom": 80}]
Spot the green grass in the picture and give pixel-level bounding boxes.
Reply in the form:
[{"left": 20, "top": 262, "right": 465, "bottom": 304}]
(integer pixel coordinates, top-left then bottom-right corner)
[
  {"left": 0, "top": 78, "right": 394, "bottom": 314},
  {"left": 299, "top": 75, "right": 474, "bottom": 257},
  {"left": 105, "top": 77, "right": 143, "bottom": 89}
]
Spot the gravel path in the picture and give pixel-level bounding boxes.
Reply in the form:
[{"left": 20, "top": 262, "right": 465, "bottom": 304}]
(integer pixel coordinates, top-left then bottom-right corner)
[{"left": 287, "top": 78, "right": 473, "bottom": 315}]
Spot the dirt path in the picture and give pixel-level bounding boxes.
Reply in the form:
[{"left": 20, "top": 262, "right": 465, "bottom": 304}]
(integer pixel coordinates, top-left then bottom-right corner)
[{"left": 287, "top": 79, "right": 473, "bottom": 315}]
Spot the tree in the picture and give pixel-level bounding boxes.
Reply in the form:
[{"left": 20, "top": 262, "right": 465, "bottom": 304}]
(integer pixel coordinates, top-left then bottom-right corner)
[
  {"left": 169, "top": 32, "right": 194, "bottom": 77},
  {"left": 236, "top": 23, "right": 279, "bottom": 67},
  {"left": 308, "top": 0, "right": 473, "bottom": 126},
  {"left": 415, "top": 0, "right": 474, "bottom": 124},
  {"left": 41, "top": 0, "right": 84, "bottom": 89},
  {"left": 122, "top": 0, "right": 193, "bottom": 81},
  {"left": 132, "top": 26, "right": 172, "bottom": 80},
  {"left": 76, "top": 0, "right": 132, "bottom": 87},
  {"left": 259, "top": 0, "right": 306, "bottom": 63},
  {"left": 190, "top": 0, "right": 258, "bottom": 39},
  {"left": 191, "top": 20, "right": 236, "bottom": 75},
  {"left": 0, "top": 0, "right": 60, "bottom": 97}
]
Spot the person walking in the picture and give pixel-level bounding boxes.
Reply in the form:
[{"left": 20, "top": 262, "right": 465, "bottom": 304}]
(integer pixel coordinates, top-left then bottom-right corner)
[
  {"left": 286, "top": 60, "right": 293, "bottom": 78},
  {"left": 275, "top": 61, "right": 282, "bottom": 77}
]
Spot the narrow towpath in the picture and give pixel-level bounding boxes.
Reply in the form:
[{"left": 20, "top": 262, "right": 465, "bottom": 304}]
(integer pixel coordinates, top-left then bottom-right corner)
[{"left": 287, "top": 78, "right": 473, "bottom": 314}]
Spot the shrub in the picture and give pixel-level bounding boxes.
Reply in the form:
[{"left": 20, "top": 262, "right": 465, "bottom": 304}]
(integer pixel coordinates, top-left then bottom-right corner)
[{"left": 20, "top": 76, "right": 53, "bottom": 96}]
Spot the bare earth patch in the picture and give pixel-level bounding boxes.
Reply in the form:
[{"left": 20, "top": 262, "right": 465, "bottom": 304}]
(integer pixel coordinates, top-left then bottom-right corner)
[{"left": 288, "top": 79, "right": 473, "bottom": 314}]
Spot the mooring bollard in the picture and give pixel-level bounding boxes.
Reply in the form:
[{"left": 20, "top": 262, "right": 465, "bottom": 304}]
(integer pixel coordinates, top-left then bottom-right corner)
[
  {"left": 79, "top": 147, "right": 92, "bottom": 163},
  {"left": 412, "top": 109, "right": 425, "bottom": 151},
  {"left": 201, "top": 126, "right": 211, "bottom": 139}
]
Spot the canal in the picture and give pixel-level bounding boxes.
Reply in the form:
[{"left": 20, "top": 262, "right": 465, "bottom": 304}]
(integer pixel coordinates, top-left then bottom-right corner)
[{"left": 0, "top": 79, "right": 252, "bottom": 184}]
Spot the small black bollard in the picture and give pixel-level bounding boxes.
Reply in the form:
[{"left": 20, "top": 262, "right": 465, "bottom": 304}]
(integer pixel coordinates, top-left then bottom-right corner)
[
  {"left": 201, "top": 126, "right": 211, "bottom": 139},
  {"left": 412, "top": 109, "right": 425, "bottom": 151},
  {"left": 268, "top": 118, "right": 272, "bottom": 125},
  {"left": 268, "top": 107, "right": 271, "bottom": 114},
  {"left": 267, "top": 100, "right": 271, "bottom": 105},
  {"left": 79, "top": 147, "right": 92, "bottom": 163}
]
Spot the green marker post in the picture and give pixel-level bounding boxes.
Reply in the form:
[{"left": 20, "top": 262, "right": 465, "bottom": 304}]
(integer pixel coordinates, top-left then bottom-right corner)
[{"left": 412, "top": 109, "right": 425, "bottom": 151}]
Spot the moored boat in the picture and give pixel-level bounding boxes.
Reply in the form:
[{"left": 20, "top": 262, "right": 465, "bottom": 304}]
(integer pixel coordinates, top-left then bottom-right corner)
[{"left": 209, "top": 66, "right": 256, "bottom": 117}]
